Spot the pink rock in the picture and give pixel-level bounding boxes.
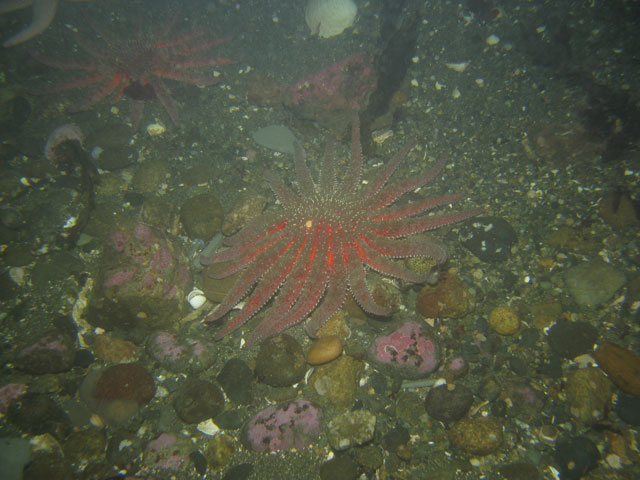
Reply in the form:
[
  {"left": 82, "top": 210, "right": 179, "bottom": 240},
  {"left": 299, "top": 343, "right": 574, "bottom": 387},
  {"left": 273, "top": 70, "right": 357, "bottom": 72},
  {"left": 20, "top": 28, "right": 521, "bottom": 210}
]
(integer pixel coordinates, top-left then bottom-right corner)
[
  {"left": 288, "top": 53, "right": 376, "bottom": 109},
  {"left": 151, "top": 332, "right": 186, "bottom": 362},
  {"left": 104, "top": 270, "right": 135, "bottom": 287},
  {"left": 112, "top": 230, "right": 131, "bottom": 252},
  {"left": 244, "top": 399, "right": 321, "bottom": 452},
  {"left": 0, "top": 383, "right": 28, "bottom": 413},
  {"left": 370, "top": 321, "right": 439, "bottom": 379}
]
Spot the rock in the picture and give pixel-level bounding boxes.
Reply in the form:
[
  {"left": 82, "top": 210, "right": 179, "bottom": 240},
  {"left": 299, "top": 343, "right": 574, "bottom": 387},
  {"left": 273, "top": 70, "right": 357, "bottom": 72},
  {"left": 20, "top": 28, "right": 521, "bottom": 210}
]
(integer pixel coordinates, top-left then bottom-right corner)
[
  {"left": 616, "top": 393, "right": 640, "bottom": 426},
  {"left": 0, "top": 384, "right": 27, "bottom": 414},
  {"left": 565, "top": 259, "right": 626, "bottom": 308},
  {"left": 221, "top": 193, "right": 267, "bottom": 236},
  {"left": 88, "top": 223, "right": 192, "bottom": 333},
  {"left": 458, "top": 216, "right": 517, "bottom": 263},
  {"left": 143, "top": 432, "right": 192, "bottom": 472},
  {"left": 62, "top": 428, "right": 107, "bottom": 466},
  {"left": 354, "top": 444, "right": 384, "bottom": 470},
  {"left": 425, "top": 384, "right": 474, "bottom": 425},
  {"left": 310, "top": 355, "right": 363, "bottom": 408},
  {"left": 255, "top": 334, "right": 306, "bottom": 387},
  {"left": 15, "top": 332, "right": 76, "bottom": 374},
  {"left": 554, "top": 436, "right": 600, "bottom": 480},
  {"left": 180, "top": 193, "right": 224, "bottom": 241},
  {"left": 416, "top": 273, "right": 475, "bottom": 318},
  {"left": 488, "top": 305, "right": 520, "bottom": 335},
  {"left": 497, "top": 463, "right": 542, "bottom": 480},
  {"left": 93, "top": 334, "right": 137, "bottom": 363},
  {"left": 22, "top": 453, "right": 74, "bottom": 480},
  {"left": 131, "top": 159, "right": 169, "bottom": 193},
  {"left": 251, "top": 125, "right": 296, "bottom": 154},
  {"left": 204, "top": 434, "right": 236, "bottom": 470},
  {"left": 566, "top": 367, "right": 611, "bottom": 424},
  {"left": 320, "top": 455, "right": 359, "bottom": 480},
  {"left": 369, "top": 321, "right": 439, "bottom": 379},
  {"left": 599, "top": 191, "right": 638, "bottom": 228},
  {"left": 594, "top": 342, "right": 640, "bottom": 396},
  {"left": 547, "top": 318, "right": 598, "bottom": 359},
  {"left": 448, "top": 416, "right": 503, "bottom": 455},
  {"left": 243, "top": 399, "right": 322, "bottom": 452},
  {"left": 7, "top": 393, "right": 72, "bottom": 438},
  {"left": 442, "top": 357, "right": 469, "bottom": 383},
  {"left": 172, "top": 379, "right": 225, "bottom": 424},
  {"left": 327, "top": 409, "right": 376, "bottom": 451},
  {"left": 0, "top": 437, "right": 31, "bottom": 480},
  {"left": 93, "top": 364, "right": 155, "bottom": 406},
  {"left": 395, "top": 391, "right": 425, "bottom": 427},
  {"left": 217, "top": 358, "right": 254, "bottom": 404},
  {"left": 80, "top": 364, "right": 155, "bottom": 424},
  {"left": 307, "top": 335, "right": 343, "bottom": 365},
  {"left": 147, "top": 331, "right": 213, "bottom": 373}
]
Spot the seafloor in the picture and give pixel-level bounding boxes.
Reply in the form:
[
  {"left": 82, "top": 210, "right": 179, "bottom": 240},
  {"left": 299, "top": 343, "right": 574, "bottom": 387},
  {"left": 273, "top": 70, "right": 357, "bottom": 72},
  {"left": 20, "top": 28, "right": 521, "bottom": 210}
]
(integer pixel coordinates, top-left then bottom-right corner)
[{"left": 0, "top": 0, "right": 639, "bottom": 479}]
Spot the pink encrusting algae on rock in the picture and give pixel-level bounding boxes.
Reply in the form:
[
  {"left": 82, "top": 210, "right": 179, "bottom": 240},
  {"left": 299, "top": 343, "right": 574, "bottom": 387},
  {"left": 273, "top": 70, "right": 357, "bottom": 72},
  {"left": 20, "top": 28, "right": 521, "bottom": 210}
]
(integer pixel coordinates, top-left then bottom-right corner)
[
  {"left": 370, "top": 321, "right": 439, "bottom": 378},
  {"left": 244, "top": 399, "right": 322, "bottom": 452}
]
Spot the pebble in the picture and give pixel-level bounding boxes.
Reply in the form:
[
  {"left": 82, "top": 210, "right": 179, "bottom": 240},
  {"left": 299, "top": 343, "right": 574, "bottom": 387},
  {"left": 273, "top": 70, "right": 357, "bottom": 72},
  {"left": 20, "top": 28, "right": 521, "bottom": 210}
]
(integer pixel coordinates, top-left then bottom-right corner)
[
  {"left": 565, "top": 259, "right": 626, "bottom": 308},
  {"left": 448, "top": 416, "right": 503, "bottom": 455},
  {"left": 216, "top": 358, "right": 254, "bottom": 404},
  {"left": 554, "top": 436, "right": 600, "bottom": 480},
  {"left": 172, "top": 378, "right": 225, "bottom": 424},
  {"left": 255, "top": 334, "right": 306, "bottom": 387},
  {"left": 594, "top": 341, "right": 640, "bottom": 396},
  {"left": 307, "top": 335, "right": 342, "bottom": 365},
  {"left": 416, "top": 273, "right": 476, "bottom": 319},
  {"left": 310, "top": 355, "right": 363, "bottom": 408},
  {"left": 327, "top": 409, "right": 376, "bottom": 451},
  {"left": 565, "top": 367, "right": 611, "bottom": 424},
  {"left": 458, "top": 216, "right": 517, "bottom": 263},
  {"left": 425, "top": 384, "right": 474, "bottom": 425},
  {"left": 488, "top": 305, "right": 520, "bottom": 335}
]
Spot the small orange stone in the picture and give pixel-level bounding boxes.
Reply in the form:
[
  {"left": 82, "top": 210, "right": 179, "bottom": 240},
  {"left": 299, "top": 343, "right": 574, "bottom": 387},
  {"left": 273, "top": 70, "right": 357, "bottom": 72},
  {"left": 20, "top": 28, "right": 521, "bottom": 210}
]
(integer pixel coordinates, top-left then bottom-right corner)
[{"left": 307, "top": 336, "right": 343, "bottom": 365}]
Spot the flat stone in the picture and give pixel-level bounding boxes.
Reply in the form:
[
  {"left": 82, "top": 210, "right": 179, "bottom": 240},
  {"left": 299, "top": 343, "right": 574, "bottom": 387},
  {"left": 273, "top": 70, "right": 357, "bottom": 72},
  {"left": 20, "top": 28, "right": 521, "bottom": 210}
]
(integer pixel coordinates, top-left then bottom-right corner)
[{"left": 565, "top": 259, "right": 626, "bottom": 308}]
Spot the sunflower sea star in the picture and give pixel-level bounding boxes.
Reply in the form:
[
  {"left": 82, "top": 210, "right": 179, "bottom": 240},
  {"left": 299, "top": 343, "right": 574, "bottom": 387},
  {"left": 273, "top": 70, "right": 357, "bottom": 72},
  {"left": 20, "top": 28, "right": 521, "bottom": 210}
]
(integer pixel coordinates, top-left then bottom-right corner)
[
  {"left": 29, "top": 10, "right": 234, "bottom": 128},
  {"left": 202, "top": 116, "right": 480, "bottom": 347}
]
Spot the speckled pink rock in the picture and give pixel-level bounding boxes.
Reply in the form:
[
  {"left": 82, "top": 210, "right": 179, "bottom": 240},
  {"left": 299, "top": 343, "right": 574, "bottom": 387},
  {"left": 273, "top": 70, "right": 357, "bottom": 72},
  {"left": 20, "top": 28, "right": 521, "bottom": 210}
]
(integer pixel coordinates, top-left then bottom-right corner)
[
  {"left": 244, "top": 399, "right": 321, "bottom": 452},
  {"left": 370, "top": 321, "right": 439, "bottom": 379}
]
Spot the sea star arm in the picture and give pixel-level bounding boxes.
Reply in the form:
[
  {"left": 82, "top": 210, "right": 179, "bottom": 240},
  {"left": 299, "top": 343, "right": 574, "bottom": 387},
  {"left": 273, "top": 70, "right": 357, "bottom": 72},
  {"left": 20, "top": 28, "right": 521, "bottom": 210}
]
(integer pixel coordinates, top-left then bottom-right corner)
[{"left": 3, "top": 0, "right": 59, "bottom": 47}]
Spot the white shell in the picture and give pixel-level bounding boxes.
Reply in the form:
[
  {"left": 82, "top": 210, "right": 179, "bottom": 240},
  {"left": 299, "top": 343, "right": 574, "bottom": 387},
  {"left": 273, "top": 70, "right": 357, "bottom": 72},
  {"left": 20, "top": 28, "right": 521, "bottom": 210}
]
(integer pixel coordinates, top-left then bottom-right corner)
[
  {"left": 305, "top": 0, "right": 357, "bottom": 38},
  {"left": 445, "top": 61, "right": 470, "bottom": 73},
  {"left": 186, "top": 289, "right": 207, "bottom": 309}
]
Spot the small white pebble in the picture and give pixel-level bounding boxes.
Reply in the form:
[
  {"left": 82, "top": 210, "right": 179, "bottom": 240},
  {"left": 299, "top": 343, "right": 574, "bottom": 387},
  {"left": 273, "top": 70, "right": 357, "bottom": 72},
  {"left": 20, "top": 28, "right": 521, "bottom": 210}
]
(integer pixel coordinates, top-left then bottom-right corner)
[{"left": 486, "top": 34, "right": 500, "bottom": 45}]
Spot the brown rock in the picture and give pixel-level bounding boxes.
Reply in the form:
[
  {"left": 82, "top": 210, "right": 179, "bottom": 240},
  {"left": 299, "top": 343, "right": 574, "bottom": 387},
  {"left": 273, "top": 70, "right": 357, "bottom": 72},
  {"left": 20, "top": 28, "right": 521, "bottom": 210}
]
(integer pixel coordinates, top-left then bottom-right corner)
[
  {"left": 566, "top": 367, "right": 611, "bottom": 424},
  {"left": 488, "top": 305, "right": 520, "bottom": 335},
  {"left": 416, "top": 273, "right": 475, "bottom": 318},
  {"left": 310, "top": 355, "right": 364, "bottom": 408},
  {"left": 93, "top": 334, "right": 138, "bottom": 363},
  {"left": 221, "top": 194, "right": 267, "bottom": 236},
  {"left": 92, "top": 364, "right": 155, "bottom": 405},
  {"left": 599, "top": 191, "right": 638, "bottom": 228},
  {"left": 449, "top": 416, "right": 503, "bottom": 455},
  {"left": 180, "top": 193, "right": 224, "bottom": 240},
  {"left": 307, "top": 336, "right": 343, "bottom": 365},
  {"left": 594, "top": 342, "right": 640, "bottom": 396}
]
